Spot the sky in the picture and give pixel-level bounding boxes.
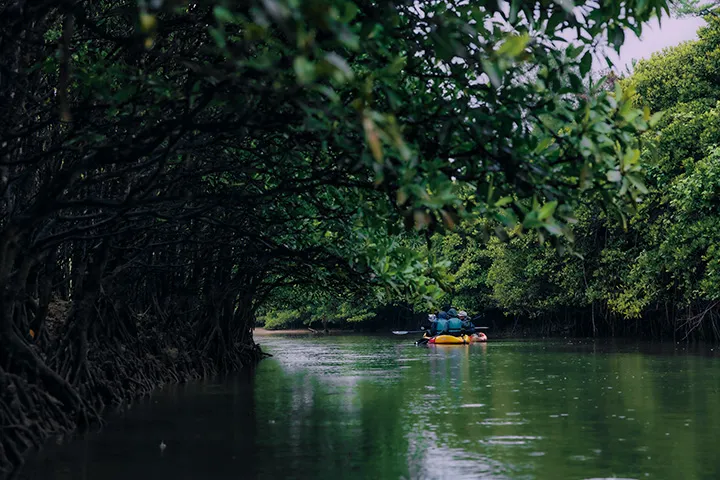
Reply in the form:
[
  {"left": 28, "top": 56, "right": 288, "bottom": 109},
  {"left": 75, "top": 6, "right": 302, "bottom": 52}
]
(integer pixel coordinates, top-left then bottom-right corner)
[{"left": 600, "top": 15, "right": 707, "bottom": 72}]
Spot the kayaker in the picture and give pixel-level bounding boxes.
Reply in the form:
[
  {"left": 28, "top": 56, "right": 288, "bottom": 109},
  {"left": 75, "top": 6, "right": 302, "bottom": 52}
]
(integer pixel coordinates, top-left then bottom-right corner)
[
  {"left": 424, "top": 313, "right": 437, "bottom": 335},
  {"left": 434, "top": 311, "right": 449, "bottom": 335},
  {"left": 459, "top": 310, "right": 474, "bottom": 334},
  {"left": 446, "top": 308, "right": 463, "bottom": 336}
]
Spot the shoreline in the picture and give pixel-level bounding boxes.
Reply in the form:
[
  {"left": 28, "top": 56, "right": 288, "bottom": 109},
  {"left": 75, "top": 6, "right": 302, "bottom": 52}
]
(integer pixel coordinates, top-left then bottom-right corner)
[{"left": 254, "top": 327, "right": 361, "bottom": 336}]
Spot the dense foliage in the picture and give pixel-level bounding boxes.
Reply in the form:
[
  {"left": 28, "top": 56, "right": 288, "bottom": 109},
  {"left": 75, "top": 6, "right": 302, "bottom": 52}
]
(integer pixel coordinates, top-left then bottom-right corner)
[
  {"left": 265, "top": 11, "right": 720, "bottom": 342},
  {"left": 413, "top": 16, "right": 720, "bottom": 340},
  {"left": 0, "top": 0, "right": 675, "bottom": 474}
]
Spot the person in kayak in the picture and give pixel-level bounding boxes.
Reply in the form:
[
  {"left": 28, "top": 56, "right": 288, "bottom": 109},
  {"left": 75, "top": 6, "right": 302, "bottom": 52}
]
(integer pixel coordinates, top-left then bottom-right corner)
[
  {"left": 446, "top": 308, "right": 463, "bottom": 336},
  {"left": 434, "top": 311, "right": 449, "bottom": 335},
  {"left": 459, "top": 310, "right": 475, "bottom": 334},
  {"left": 424, "top": 313, "right": 437, "bottom": 335}
]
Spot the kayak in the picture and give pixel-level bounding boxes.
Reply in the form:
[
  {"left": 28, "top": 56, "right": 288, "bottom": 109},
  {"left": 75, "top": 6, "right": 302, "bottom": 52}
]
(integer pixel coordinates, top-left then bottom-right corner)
[
  {"left": 430, "top": 334, "right": 471, "bottom": 344},
  {"left": 426, "top": 332, "right": 487, "bottom": 344}
]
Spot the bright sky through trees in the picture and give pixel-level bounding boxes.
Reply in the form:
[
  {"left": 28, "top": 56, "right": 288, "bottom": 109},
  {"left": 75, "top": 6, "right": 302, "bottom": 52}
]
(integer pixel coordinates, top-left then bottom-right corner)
[{"left": 603, "top": 15, "right": 706, "bottom": 71}]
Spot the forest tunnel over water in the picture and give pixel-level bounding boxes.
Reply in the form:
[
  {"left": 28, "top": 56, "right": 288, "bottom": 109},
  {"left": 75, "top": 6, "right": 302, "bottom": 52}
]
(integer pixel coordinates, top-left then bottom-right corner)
[{"left": 3, "top": 0, "right": 720, "bottom": 476}]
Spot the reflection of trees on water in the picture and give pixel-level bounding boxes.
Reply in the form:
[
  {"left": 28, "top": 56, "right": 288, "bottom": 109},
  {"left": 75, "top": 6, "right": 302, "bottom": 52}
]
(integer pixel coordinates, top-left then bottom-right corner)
[
  {"left": 252, "top": 339, "right": 492, "bottom": 478},
  {"left": 253, "top": 337, "right": 720, "bottom": 480}
]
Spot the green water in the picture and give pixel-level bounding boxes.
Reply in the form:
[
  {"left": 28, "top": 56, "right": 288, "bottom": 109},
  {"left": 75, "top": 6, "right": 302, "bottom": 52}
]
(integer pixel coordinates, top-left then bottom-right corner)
[{"left": 19, "top": 335, "right": 720, "bottom": 479}]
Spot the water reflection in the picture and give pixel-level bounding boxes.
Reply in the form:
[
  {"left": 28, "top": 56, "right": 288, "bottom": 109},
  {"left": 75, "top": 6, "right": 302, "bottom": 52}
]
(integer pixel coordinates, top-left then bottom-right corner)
[{"left": 18, "top": 336, "right": 720, "bottom": 480}]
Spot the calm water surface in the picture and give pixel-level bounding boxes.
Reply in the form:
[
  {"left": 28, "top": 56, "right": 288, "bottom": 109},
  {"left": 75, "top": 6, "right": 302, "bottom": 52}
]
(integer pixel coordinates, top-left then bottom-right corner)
[{"left": 19, "top": 335, "right": 720, "bottom": 479}]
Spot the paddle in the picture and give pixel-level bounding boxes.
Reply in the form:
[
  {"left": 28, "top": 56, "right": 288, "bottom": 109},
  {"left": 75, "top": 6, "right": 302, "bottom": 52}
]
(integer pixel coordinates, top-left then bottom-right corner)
[
  {"left": 393, "top": 326, "right": 488, "bottom": 335},
  {"left": 395, "top": 316, "right": 489, "bottom": 345}
]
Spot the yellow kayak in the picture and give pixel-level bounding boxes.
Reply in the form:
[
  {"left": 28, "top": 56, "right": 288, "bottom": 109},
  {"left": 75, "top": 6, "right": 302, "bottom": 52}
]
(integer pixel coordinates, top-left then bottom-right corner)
[
  {"left": 430, "top": 334, "right": 470, "bottom": 344},
  {"left": 426, "top": 333, "right": 487, "bottom": 344}
]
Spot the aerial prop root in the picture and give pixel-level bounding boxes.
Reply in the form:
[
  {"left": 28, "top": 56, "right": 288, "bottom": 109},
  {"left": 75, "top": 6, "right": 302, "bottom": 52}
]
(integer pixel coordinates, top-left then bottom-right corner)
[{"left": 0, "top": 365, "right": 76, "bottom": 477}]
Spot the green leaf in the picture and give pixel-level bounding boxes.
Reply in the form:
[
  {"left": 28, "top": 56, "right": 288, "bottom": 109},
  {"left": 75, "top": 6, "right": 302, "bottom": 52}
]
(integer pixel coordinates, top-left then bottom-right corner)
[
  {"left": 623, "top": 148, "right": 641, "bottom": 167},
  {"left": 626, "top": 173, "right": 649, "bottom": 194},
  {"left": 611, "top": 27, "right": 625, "bottom": 51},
  {"left": 497, "top": 34, "right": 530, "bottom": 57},
  {"left": 340, "top": 2, "right": 359, "bottom": 22},
  {"left": 534, "top": 136, "right": 554, "bottom": 153},
  {"left": 387, "top": 56, "right": 407, "bottom": 75},
  {"left": 314, "top": 85, "right": 340, "bottom": 103},
  {"left": 481, "top": 60, "right": 502, "bottom": 87},
  {"left": 293, "top": 56, "right": 316, "bottom": 84},
  {"left": 509, "top": 0, "right": 520, "bottom": 23},
  {"left": 213, "top": 6, "right": 234, "bottom": 24},
  {"left": 569, "top": 73, "right": 582, "bottom": 91},
  {"left": 565, "top": 44, "right": 584, "bottom": 59},
  {"left": 495, "top": 196, "right": 513, "bottom": 207},
  {"left": 546, "top": 10, "right": 566, "bottom": 34},
  {"left": 208, "top": 27, "right": 226, "bottom": 48},
  {"left": 522, "top": 211, "right": 544, "bottom": 229},
  {"left": 580, "top": 51, "right": 592, "bottom": 76},
  {"left": 544, "top": 220, "right": 563, "bottom": 236},
  {"left": 649, "top": 110, "right": 664, "bottom": 127},
  {"left": 324, "top": 53, "right": 354, "bottom": 81},
  {"left": 538, "top": 200, "right": 558, "bottom": 221}
]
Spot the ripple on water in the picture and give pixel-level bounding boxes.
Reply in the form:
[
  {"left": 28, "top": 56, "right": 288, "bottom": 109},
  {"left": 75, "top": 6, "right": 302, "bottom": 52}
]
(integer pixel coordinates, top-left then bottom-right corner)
[
  {"left": 570, "top": 455, "right": 591, "bottom": 462},
  {"left": 479, "top": 418, "right": 528, "bottom": 426},
  {"left": 481, "top": 435, "right": 542, "bottom": 446}
]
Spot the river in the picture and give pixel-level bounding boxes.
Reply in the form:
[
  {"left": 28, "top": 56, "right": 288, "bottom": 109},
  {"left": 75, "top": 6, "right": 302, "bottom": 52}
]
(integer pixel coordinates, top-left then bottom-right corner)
[{"left": 18, "top": 334, "right": 720, "bottom": 479}]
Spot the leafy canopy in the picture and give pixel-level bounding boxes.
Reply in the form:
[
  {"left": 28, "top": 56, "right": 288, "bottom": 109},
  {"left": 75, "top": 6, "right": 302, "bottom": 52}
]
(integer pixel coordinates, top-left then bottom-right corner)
[{"left": 1, "top": 0, "right": 675, "bottom": 314}]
